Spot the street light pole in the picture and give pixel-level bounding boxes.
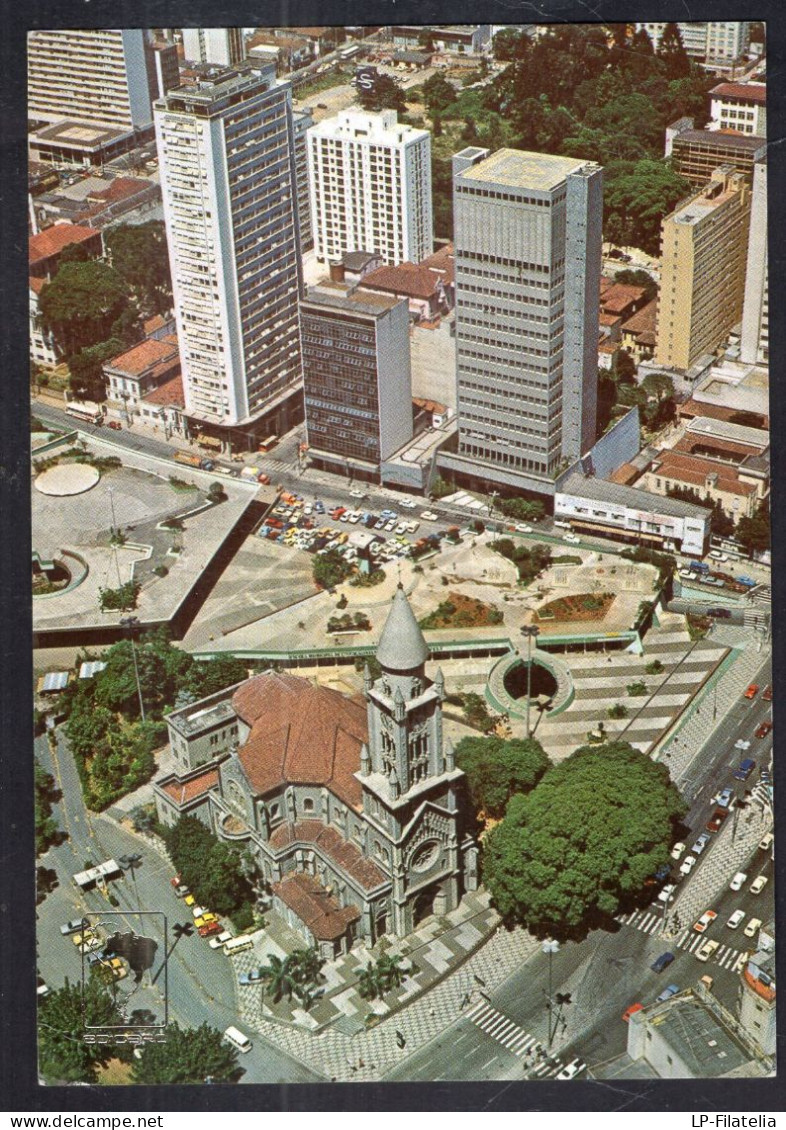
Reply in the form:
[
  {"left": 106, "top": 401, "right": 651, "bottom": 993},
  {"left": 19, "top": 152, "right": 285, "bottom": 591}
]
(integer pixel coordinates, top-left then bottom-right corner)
[
  {"left": 521, "top": 625, "right": 540, "bottom": 739},
  {"left": 120, "top": 616, "right": 145, "bottom": 722},
  {"left": 542, "top": 939, "right": 559, "bottom": 1048}
]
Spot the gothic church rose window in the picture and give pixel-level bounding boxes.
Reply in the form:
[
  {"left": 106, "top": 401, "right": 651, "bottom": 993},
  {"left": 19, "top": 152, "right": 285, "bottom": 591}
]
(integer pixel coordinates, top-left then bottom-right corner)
[{"left": 411, "top": 841, "right": 439, "bottom": 872}]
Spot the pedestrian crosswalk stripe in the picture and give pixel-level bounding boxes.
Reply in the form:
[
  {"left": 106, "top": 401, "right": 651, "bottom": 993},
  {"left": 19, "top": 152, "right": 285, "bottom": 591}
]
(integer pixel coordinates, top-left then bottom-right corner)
[
  {"left": 466, "top": 1002, "right": 557, "bottom": 1061},
  {"left": 686, "top": 934, "right": 703, "bottom": 952}
]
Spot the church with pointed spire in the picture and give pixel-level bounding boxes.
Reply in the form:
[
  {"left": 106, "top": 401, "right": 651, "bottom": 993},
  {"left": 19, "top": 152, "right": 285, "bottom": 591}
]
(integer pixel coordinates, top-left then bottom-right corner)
[{"left": 153, "top": 585, "right": 478, "bottom": 956}]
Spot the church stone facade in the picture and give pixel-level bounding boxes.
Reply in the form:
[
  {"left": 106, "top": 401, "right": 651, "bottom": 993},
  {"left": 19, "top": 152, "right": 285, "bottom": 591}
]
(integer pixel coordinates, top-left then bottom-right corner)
[{"left": 154, "top": 586, "right": 478, "bottom": 956}]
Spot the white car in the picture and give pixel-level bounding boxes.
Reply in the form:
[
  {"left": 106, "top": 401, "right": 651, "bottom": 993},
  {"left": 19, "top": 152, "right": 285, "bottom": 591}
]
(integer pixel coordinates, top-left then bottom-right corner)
[
  {"left": 395, "top": 524, "right": 408, "bottom": 535},
  {"left": 348, "top": 512, "right": 361, "bottom": 524},
  {"left": 208, "top": 930, "right": 233, "bottom": 950},
  {"left": 695, "top": 939, "right": 719, "bottom": 963},
  {"left": 349, "top": 487, "right": 365, "bottom": 498},
  {"left": 516, "top": 523, "right": 533, "bottom": 533},
  {"left": 729, "top": 872, "right": 747, "bottom": 892},
  {"left": 657, "top": 883, "right": 677, "bottom": 904},
  {"left": 679, "top": 854, "right": 697, "bottom": 877},
  {"left": 303, "top": 504, "right": 313, "bottom": 515},
  {"left": 759, "top": 832, "right": 774, "bottom": 852},
  {"left": 750, "top": 875, "right": 768, "bottom": 895},
  {"left": 709, "top": 550, "right": 729, "bottom": 562},
  {"left": 679, "top": 568, "right": 695, "bottom": 579},
  {"left": 556, "top": 1058, "right": 586, "bottom": 1081},
  {"left": 744, "top": 917, "right": 762, "bottom": 939},
  {"left": 420, "top": 511, "right": 438, "bottom": 521},
  {"left": 726, "top": 909, "right": 746, "bottom": 930},
  {"left": 385, "top": 519, "right": 396, "bottom": 531},
  {"left": 400, "top": 498, "right": 417, "bottom": 509},
  {"left": 562, "top": 532, "right": 581, "bottom": 544},
  {"left": 670, "top": 842, "right": 686, "bottom": 861},
  {"left": 734, "top": 739, "right": 751, "bottom": 751}
]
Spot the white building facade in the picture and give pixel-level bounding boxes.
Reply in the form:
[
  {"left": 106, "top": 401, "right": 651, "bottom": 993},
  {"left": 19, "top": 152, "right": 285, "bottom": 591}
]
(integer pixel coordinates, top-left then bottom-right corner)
[
  {"left": 709, "top": 82, "right": 767, "bottom": 137},
  {"left": 635, "top": 22, "right": 750, "bottom": 63},
  {"left": 154, "top": 65, "right": 304, "bottom": 434},
  {"left": 28, "top": 29, "right": 154, "bottom": 133},
  {"left": 741, "top": 159, "right": 768, "bottom": 365},
  {"left": 181, "top": 28, "right": 245, "bottom": 67},
  {"left": 307, "top": 109, "right": 433, "bottom": 267}
]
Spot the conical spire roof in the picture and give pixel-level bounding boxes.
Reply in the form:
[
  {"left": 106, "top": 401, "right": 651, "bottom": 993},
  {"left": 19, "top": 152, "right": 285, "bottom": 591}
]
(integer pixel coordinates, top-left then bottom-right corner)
[{"left": 376, "top": 584, "right": 430, "bottom": 672}]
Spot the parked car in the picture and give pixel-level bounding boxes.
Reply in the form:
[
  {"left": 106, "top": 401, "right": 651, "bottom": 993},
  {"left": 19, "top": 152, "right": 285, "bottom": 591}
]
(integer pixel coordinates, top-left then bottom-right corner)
[
  {"left": 726, "top": 910, "right": 746, "bottom": 930},
  {"left": 755, "top": 721, "right": 772, "bottom": 739},
  {"left": 744, "top": 917, "right": 762, "bottom": 939},
  {"left": 679, "top": 854, "right": 697, "bottom": 877},
  {"left": 650, "top": 952, "right": 675, "bottom": 973},
  {"left": 555, "top": 1058, "right": 587, "bottom": 1080},
  {"left": 194, "top": 913, "right": 218, "bottom": 928},
  {"left": 60, "top": 918, "right": 87, "bottom": 936},
  {"left": 749, "top": 875, "right": 768, "bottom": 895},
  {"left": 706, "top": 808, "right": 728, "bottom": 833},
  {"left": 174, "top": 884, "right": 190, "bottom": 898},
  {"left": 693, "top": 911, "right": 717, "bottom": 934},
  {"left": 622, "top": 1003, "right": 643, "bottom": 1022},
  {"left": 759, "top": 832, "right": 774, "bottom": 852},
  {"left": 733, "top": 758, "right": 756, "bottom": 781},
  {"left": 72, "top": 929, "right": 97, "bottom": 946},
  {"left": 729, "top": 872, "right": 748, "bottom": 892},
  {"left": 692, "top": 833, "right": 711, "bottom": 855},
  {"left": 208, "top": 930, "right": 233, "bottom": 950},
  {"left": 657, "top": 883, "right": 677, "bottom": 905},
  {"left": 734, "top": 739, "right": 751, "bottom": 751},
  {"left": 762, "top": 685, "right": 773, "bottom": 701},
  {"left": 516, "top": 524, "right": 533, "bottom": 534},
  {"left": 562, "top": 532, "right": 581, "bottom": 544},
  {"left": 420, "top": 511, "right": 438, "bottom": 521},
  {"left": 198, "top": 920, "right": 223, "bottom": 938},
  {"left": 656, "top": 984, "right": 679, "bottom": 1003},
  {"left": 670, "top": 841, "right": 686, "bottom": 861},
  {"left": 695, "top": 939, "right": 719, "bottom": 963},
  {"left": 716, "top": 788, "right": 734, "bottom": 809},
  {"left": 238, "top": 968, "right": 266, "bottom": 986},
  {"left": 709, "top": 550, "right": 729, "bottom": 562},
  {"left": 743, "top": 684, "right": 760, "bottom": 700}
]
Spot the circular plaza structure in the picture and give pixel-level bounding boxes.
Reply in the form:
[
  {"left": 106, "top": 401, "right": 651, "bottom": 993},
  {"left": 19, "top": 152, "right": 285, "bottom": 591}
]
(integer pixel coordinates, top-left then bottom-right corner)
[
  {"left": 486, "top": 649, "right": 574, "bottom": 720},
  {"left": 35, "top": 463, "right": 100, "bottom": 496}
]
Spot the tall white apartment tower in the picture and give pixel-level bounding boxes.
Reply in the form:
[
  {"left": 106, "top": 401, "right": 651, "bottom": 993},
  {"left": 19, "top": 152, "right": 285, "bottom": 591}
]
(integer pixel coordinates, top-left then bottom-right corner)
[
  {"left": 28, "top": 29, "right": 154, "bottom": 132},
  {"left": 154, "top": 65, "right": 304, "bottom": 435},
  {"left": 446, "top": 147, "right": 602, "bottom": 491},
  {"left": 741, "top": 159, "right": 768, "bottom": 365},
  {"left": 181, "top": 28, "right": 245, "bottom": 67},
  {"left": 308, "top": 109, "right": 432, "bottom": 266}
]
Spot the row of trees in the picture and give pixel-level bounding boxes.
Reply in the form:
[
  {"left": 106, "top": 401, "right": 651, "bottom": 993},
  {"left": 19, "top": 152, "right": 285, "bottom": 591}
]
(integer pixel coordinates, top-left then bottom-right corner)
[
  {"left": 38, "top": 978, "right": 238, "bottom": 1085},
  {"left": 37, "top": 222, "right": 172, "bottom": 401},
  {"left": 489, "top": 538, "right": 552, "bottom": 584},
  {"left": 35, "top": 757, "right": 62, "bottom": 856},
  {"left": 164, "top": 815, "right": 255, "bottom": 930},
  {"left": 62, "top": 631, "right": 249, "bottom": 810}
]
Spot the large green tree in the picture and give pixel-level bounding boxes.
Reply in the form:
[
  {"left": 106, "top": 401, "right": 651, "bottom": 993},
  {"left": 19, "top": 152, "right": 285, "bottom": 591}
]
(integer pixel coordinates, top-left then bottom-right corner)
[
  {"left": 483, "top": 741, "right": 687, "bottom": 937},
  {"left": 38, "top": 978, "right": 126, "bottom": 1084},
  {"left": 35, "top": 758, "right": 61, "bottom": 855},
  {"left": 131, "top": 1022, "right": 238, "bottom": 1084},
  {"left": 358, "top": 73, "right": 408, "bottom": 114},
  {"left": 658, "top": 23, "right": 691, "bottom": 80},
  {"left": 39, "top": 261, "right": 138, "bottom": 358},
  {"left": 104, "top": 222, "right": 173, "bottom": 317},
  {"left": 736, "top": 502, "right": 770, "bottom": 555},
  {"left": 164, "top": 815, "right": 254, "bottom": 917},
  {"left": 455, "top": 735, "right": 550, "bottom": 819},
  {"left": 604, "top": 159, "right": 692, "bottom": 255},
  {"left": 421, "top": 72, "right": 456, "bottom": 118}
]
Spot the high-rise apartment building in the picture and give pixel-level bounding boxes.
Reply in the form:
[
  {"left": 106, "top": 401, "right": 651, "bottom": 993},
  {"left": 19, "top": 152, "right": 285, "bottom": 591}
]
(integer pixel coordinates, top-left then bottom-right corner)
[
  {"left": 181, "top": 28, "right": 245, "bottom": 67},
  {"left": 635, "top": 22, "right": 750, "bottom": 63},
  {"left": 444, "top": 147, "right": 602, "bottom": 491},
  {"left": 292, "top": 107, "right": 314, "bottom": 252},
  {"left": 154, "top": 65, "right": 304, "bottom": 437},
  {"left": 709, "top": 82, "right": 767, "bottom": 138},
  {"left": 741, "top": 159, "right": 768, "bottom": 365},
  {"left": 300, "top": 282, "right": 413, "bottom": 479},
  {"left": 308, "top": 109, "right": 432, "bottom": 267},
  {"left": 656, "top": 167, "right": 751, "bottom": 371},
  {"left": 28, "top": 29, "right": 154, "bottom": 132}
]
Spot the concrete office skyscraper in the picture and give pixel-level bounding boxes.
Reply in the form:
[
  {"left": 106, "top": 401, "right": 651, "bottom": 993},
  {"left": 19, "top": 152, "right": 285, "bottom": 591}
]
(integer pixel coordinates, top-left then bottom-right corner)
[
  {"left": 446, "top": 147, "right": 602, "bottom": 491},
  {"left": 181, "top": 28, "right": 245, "bottom": 67},
  {"left": 154, "top": 65, "right": 304, "bottom": 438}
]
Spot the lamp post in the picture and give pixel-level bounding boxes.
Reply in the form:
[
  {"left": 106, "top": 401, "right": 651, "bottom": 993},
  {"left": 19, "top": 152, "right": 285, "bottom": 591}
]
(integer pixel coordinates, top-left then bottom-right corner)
[
  {"left": 521, "top": 625, "right": 540, "bottom": 738},
  {"left": 119, "top": 852, "right": 142, "bottom": 911},
  {"left": 542, "top": 938, "right": 559, "bottom": 1047},
  {"left": 120, "top": 616, "right": 145, "bottom": 722}
]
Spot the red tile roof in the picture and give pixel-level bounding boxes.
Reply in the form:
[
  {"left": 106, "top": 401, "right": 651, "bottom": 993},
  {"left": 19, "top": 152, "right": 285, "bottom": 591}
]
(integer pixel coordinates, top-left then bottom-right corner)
[
  {"left": 361, "top": 261, "right": 443, "bottom": 301},
  {"left": 413, "top": 396, "right": 447, "bottom": 415},
  {"left": 420, "top": 243, "right": 455, "bottom": 285},
  {"left": 272, "top": 872, "right": 360, "bottom": 941},
  {"left": 144, "top": 314, "right": 168, "bottom": 336},
  {"left": 678, "top": 399, "right": 769, "bottom": 428},
  {"left": 650, "top": 449, "right": 757, "bottom": 497},
  {"left": 269, "top": 820, "right": 386, "bottom": 891},
  {"left": 600, "top": 282, "right": 647, "bottom": 315},
  {"left": 232, "top": 673, "right": 367, "bottom": 810},
  {"left": 142, "top": 372, "right": 184, "bottom": 407},
  {"left": 621, "top": 298, "right": 658, "bottom": 335},
  {"left": 87, "top": 177, "right": 148, "bottom": 205},
  {"left": 29, "top": 276, "right": 45, "bottom": 296},
  {"left": 160, "top": 767, "right": 219, "bottom": 805},
  {"left": 599, "top": 311, "right": 622, "bottom": 327},
  {"left": 105, "top": 336, "right": 180, "bottom": 378},
  {"left": 29, "top": 223, "right": 100, "bottom": 265},
  {"left": 711, "top": 82, "right": 766, "bottom": 104}
]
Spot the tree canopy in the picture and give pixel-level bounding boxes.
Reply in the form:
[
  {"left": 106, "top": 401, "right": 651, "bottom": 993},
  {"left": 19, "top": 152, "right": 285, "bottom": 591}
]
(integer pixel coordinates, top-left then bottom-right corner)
[
  {"left": 164, "top": 815, "right": 254, "bottom": 920},
  {"left": 736, "top": 502, "right": 770, "bottom": 555},
  {"left": 35, "top": 758, "right": 61, "bottom": 855},
  {"left": 358, "top": 73, "right": 408, "bottom": 114},
  {"left": 312, "top": 548, "right": 353, "bottom": 590},
  {"left": 454, "top": 735, "right": 550, "bottom": 819},
  {"left": 39, "top": 260, "right": 138, "bottom": 359},
  {"left": 38, "top": 978, "right": 127, "bottom": 1084},
  {"left": 131, "top": 1022, "right": 238, "bottom": 1085},
  {"left": 483, "top": 741, "right": 687, "bottom": 937},
  {"left": 104, "top": 222, "right": 173, "bottom": 318}
]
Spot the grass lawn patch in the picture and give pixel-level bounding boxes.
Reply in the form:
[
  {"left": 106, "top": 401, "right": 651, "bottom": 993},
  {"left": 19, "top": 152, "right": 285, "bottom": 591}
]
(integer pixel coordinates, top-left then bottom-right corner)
[{"left": 419, "top": 592, "right": 504, "bottom": 630}]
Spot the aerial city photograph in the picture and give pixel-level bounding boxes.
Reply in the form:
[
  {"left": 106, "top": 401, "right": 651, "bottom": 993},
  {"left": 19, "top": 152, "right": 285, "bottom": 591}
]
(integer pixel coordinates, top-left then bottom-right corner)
[{"left": 27, "top": 18, "right": 775, "bottom": 1090}]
